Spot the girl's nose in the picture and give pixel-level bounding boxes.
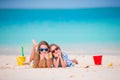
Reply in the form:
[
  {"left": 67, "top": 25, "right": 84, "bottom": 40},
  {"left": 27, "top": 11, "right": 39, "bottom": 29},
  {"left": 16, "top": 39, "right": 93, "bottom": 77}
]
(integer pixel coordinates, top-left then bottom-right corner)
[
  {"left": 42, "top": 50, "right": 46, "bottom": 53},
  {"left": 55, "top": 50, "right": 58, "bottom": 53}
]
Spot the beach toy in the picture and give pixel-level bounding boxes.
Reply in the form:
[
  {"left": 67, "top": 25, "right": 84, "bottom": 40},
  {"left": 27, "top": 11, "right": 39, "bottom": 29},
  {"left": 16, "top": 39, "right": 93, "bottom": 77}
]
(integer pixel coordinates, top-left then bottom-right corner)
[
  {"left": 108, "top": 63, "right": 113, "bottom": 66},
  {"left": 16, "top": 56, "right": 26, "bottom": 66},
  {"left": 93, "top": 55, "right": 102, "bottom": 65},
  {"left": 16, "top": 46, "right": 26, "bottom": 66},
  {"left": 21, "top": 46, "right": 24, "bottom": 57}
]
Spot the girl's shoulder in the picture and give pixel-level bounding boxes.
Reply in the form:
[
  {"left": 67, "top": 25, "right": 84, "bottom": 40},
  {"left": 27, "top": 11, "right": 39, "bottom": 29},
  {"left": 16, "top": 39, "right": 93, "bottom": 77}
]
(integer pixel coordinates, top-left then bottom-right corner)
[
  {"left": 62, "top": 52, "right": 68, "bottom": 56},
  {"left": 62, "top": 52, "right": 69, "bottom": 60}
]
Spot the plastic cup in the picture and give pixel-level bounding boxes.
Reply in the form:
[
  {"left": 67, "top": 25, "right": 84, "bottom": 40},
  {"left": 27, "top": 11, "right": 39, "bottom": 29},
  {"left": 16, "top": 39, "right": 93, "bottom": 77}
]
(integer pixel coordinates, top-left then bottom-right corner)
[
  {"left": 93, "top": 55, "right": 102, "bottom": 65},
  {"left": 16, "top": 56, "right": 26, "bottom": 66}
]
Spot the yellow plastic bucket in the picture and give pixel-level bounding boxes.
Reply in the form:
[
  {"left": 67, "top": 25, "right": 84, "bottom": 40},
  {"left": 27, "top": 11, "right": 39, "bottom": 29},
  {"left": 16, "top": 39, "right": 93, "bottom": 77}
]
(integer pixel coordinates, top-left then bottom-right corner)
[{"left": 16, "top": 56, "right": 26, "bottom": 66}]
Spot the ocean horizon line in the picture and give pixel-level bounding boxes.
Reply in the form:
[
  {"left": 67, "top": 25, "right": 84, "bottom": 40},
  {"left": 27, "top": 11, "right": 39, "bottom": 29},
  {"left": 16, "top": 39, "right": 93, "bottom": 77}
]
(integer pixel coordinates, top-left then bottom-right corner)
[{"left": 0, "top": 6, "right": 120, "bottom": 10}]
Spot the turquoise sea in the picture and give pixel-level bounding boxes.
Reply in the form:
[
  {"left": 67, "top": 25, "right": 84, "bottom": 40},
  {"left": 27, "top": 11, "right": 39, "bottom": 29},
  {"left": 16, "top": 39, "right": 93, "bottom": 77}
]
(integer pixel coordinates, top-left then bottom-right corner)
[{"left": 0, "top": 7, "right": 120, "bottom": 55}]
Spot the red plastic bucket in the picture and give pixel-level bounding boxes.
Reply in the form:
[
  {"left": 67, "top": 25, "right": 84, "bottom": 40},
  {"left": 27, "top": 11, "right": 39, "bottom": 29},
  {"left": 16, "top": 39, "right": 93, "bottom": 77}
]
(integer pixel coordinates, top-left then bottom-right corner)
[{"left": 93, "top": 55, "right": 102, "bottom": 65}]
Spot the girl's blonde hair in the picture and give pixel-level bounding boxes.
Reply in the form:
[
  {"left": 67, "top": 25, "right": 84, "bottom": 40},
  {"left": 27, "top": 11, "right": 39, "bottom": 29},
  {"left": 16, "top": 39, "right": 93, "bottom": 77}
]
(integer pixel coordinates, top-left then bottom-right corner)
[{"left": 33, "top": 41, "right": 49, "bottom": 68}]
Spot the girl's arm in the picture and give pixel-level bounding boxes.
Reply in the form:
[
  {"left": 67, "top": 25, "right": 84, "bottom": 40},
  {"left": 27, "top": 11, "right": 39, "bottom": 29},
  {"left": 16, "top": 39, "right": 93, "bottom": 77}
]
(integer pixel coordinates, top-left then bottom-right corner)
[
  {"left": 38, "top": 60, "right": 44, "bottom": 68},
  {"left": 53, "top": 57, "right": 60, "bottom": 68},
  {"left": 59, "top": 55, "right": 66, "bottom": 68},
  {"left": 46, "top": 58, "right": 52, "bottom": 68},
  {"left": 44, "top": 53, "right": 52, "bottom": 68},
  {"left": 38, "top": 54, "right": 44, "bottom": 68}
]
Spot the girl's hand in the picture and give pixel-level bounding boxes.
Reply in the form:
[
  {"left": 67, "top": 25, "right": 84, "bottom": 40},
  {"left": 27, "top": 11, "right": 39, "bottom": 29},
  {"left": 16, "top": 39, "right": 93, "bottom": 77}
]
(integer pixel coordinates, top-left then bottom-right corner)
[
  {"left": 44, "top": 53, "right": 49, "bottom": 60},
  {"left": 40, "top": 54, "right": 44, "bottom": 60},
  {"left": 58, "top": 52, "right": 62, "bottom": 57}
]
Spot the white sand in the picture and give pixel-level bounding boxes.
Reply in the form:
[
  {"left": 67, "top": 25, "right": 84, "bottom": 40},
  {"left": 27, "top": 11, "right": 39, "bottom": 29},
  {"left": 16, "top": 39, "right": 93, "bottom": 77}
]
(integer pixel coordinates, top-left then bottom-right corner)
[{"left": 0, "top": 55, "right": 120, "bottom": 80}]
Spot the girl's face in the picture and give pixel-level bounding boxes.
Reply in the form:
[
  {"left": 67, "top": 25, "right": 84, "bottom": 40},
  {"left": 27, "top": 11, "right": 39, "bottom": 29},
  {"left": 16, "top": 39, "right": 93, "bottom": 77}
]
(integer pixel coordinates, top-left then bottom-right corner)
[
  {"left": 39, "top": 45, "right": 49, "bottom": 55},
  {"left": 50, "top": 46, "right": 61, "bottom": 57}
]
